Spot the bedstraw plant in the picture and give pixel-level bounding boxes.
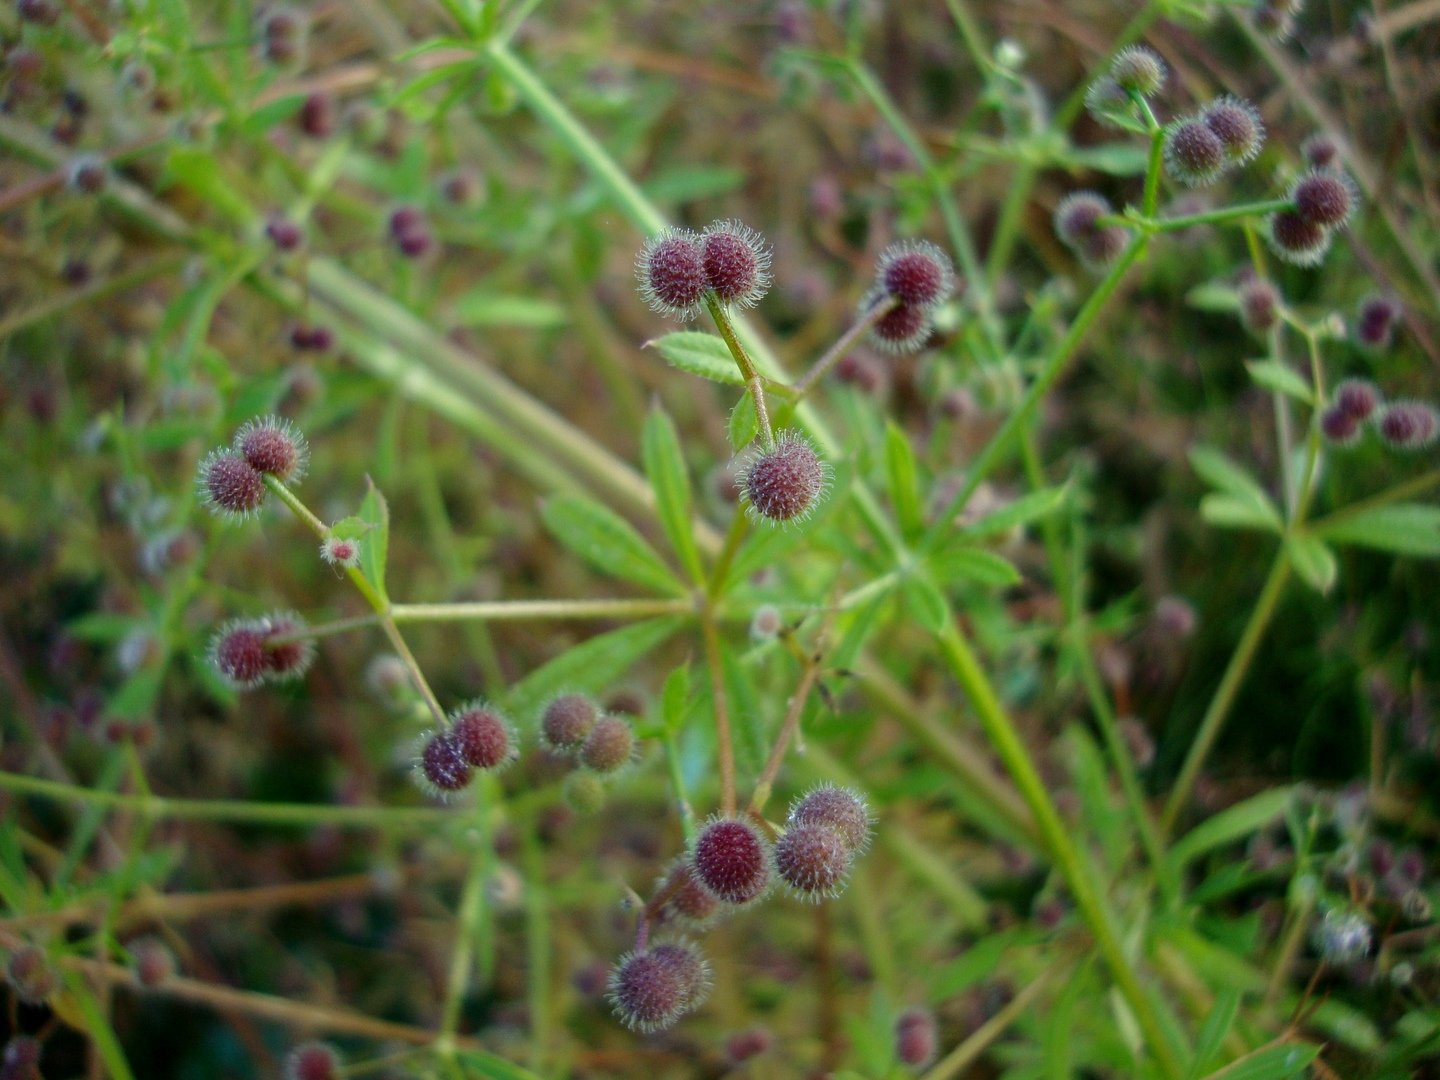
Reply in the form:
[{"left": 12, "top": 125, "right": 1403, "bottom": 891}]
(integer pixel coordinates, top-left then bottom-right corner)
[{"left": 1, "top": 2, "right": 1438, "bottom": 1078}]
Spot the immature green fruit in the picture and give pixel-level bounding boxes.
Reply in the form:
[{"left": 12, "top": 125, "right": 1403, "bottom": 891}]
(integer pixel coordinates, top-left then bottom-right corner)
[
  {"left": 563, "top": 771, "right": 606, "bottom": 814},
  {"left": 1110, "top": 46, "right": 1165, "bottom": 96}
]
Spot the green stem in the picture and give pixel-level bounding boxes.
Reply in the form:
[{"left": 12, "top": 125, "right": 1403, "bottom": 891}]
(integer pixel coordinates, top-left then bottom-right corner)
[
  {"left": 792, "top": 295, "right": 898, "bottom": 399},
  {"left": 436, "top": 796, "right": 493, "bottom": 1057},
  {"left": 935, "top": 623, "right": 1185, "bottom": 1079},
  {"left": 265, "top": 476, "right": 447, "bottom": 727},
  {"left": 0, "top": 771, "right": 453, "bottom": 828},
  {"left": 706, "top": 293, "right": 775, "bottom": 447},
  {"left": 1160, "top": 549, "right": 1292, "bottom": 835},
  {"left": 845, "top": 58, "right": 999, "bottom": 352},
  {"left": 1138, "top": 97, "right": 1164, "bottom": 218},
  {"left": 1307, "top": 468, "right": 1440, "bottom": 531},
  {"left": 923, "top": 234, "right": 1147, "bottom": 552},
  {"left": 1148, "top": 199, "right": 1293, "bottom": 232}
]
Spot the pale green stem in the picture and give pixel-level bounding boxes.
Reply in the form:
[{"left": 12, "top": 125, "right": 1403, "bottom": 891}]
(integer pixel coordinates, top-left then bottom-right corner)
[
  {"left": 1160, "top": 545, "right": 1292, "bottom": 837},
  {"left": 936, "top": 624, "right": 1186, "bottom": 1079},
  {"left": 706, "top": 294, "right": 775, "bottom": 447},
  {"left": 1308, "top": 468, "right": 1440, "bottom": 530},
  {"left": 0, "top": 771, "right": 453, "bottom": 828},
  {"left": 701, "top": 611, "right": 738, "bottom": 816},
  {"left": 436, "top": 796, "right": 493, "bottom": 1059},
  {"left": 924, "top": 234, "right": 1148, "bottom": 552},
  {"left": 844, "top": 58, "right": 999, "bottom": 352},
  {"left": 265, "top": 476, "right": 447, "bottom": 727},
  {"left": 921, "top": 962, "right": 1057, "bottom": 1080},
  {"left": 1138, "top": 96, "right": 1165, "bottom": 218},
  {"left": 792, "top": 295, "right": 898, "bottom": 399}
]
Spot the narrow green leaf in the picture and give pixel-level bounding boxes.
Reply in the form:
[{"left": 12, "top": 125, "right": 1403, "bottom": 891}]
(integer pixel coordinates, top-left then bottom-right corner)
[
  {"left": 65, "top": 981, "right": 137, "bottom": 1080},
  {"left": 359, "top": 478, "right": 391, "bottom": 601},
  {"left": 647, "top": 332, "right": 745, "bottom": 386},
  {"left": 1167, "top": 787, "right": 1295, "bottom": 873},
  {"left": 1199, "top": 494, "right": 1282, "bottom": 533},
  {"left": 1186, "top": 990, "right": 1242, "bottom": 1080},
  {"left": 163, "top": 147, "right": 252, "bottom": 223},
  {"left": 927, "top": 546, "right": 1022, "bottom": 588},
  {"left": 454, "top": 1049, "right": 547, "bottom": 1080},
  {"left": 901, "top": 573, "right": 948, "bottom": 633},
  {"left": 541, "top": 494, "right": 682, "bottom": 595},
  {"left": 504, "top": 618, "right": 684, "bottom": 719},
  {"left": 1285, "top": 534, "right": 1337, "bottom": 593},
  {"left": 642, "top": 408, "right": 705, "bottom": 583},
  {"left": 1185, "top": 282, "right": 1241, "bottom": 314},
  {"left": 661, "top": 664, "right": 690, "bottom": 735},
  {"left": 1189, "top": 446, "right": 1275, "bottom": 506},
  {"left": 885, "top": 421, "right": 924, "bottom": 539},
  {"left": 1202, "top": 1043, "right": 1318, "bottom": 1080},
  {"left": 1314, "top": 503, "right": 1440, "bottom": 558},
  {"left": 959, "top": 485, "right": 1068, "bottom": 537},
  {"left": 729, "top": 390, "right": 759, "bottom": 452},
  {"left": 1245, "top": 360, "right": 1314, "bottom": 405},
  {"left": 448, "top": 291, "right": 568, "bottom": 328}
]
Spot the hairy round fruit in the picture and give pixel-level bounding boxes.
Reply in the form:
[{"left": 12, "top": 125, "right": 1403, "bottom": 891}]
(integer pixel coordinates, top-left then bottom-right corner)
[
  {"left": 878, "top": 240, "right": 955, "bottom": 309},
  {"left": 700, "top": 220, "right": 771, "bottom": 308},
  {"left": 320, "top": 535, "right": 360, "bottom": 567},
  {"left": 741, "top": 432, "right": 827, "bottom": 524},
  {"left": 1163, "top": 119, "right": 1227, "bottom": 186},
  {"left": 775, "top": 821, "right": 853, "bottom": 900},
  {"left": 1332, "top": 378, "right": 1381, "bottom": 422},
  {"left": 1202, "top": 96, "right": 1264, "bottom": 164},
  {"left": 1084, "top": 77, "right": 1133, "bottom": 128},
  {"left": 1053, "top": 191, "right": 1127, "bottom": 268},
  {"left": 6, "top": 945, "right": 55, "bottom": 1005},
  {"left": 1319, "top": 405, "right": 1361, "bottom": 447},
  {"left": 1239, "top": 278, "right": 1280, "bottom": 334},
  {"left": 692, "top": 817, "right": 771, "bottom": 904},
  {"left": 562, "top": 771, "right": 607, "bottom": 814},
  {"left": 789, "top": 784, "right": 873, "bottom": 853},
  {"left": 198, "top": 451, "right": 267, "bottom": 518},
  {"left": 257, "top": 611, "right": 314, "bottom": 682},
  {"left": 655, "top": 859, "right": 720, "bottom": 927},
  {"left": 865, "top": 291, "right": 933, "bottom": 354},
  {"left": 452, "top": 704, "right": 515, "bottom": 770},
  {"left": 417, "top": 731, "right": 473, "bottom": 795},
  {"left": 1376, "top": 401, "right": 1439, "bottom": 451},
  {"left": 1291, "top": 169, "right": 1356, "bottom": 228},
  {"left": 541, "top": 693, "right": 599, "bottom": 751},
  {"left": 650, "top": 940, "right": 712, "bottom": 1009},
  {"left": 580, "top": 715, "right": 635, "bottom": 773},
  {"left": 209, "top": 622, "right": 271, "bottom": 689},
  {"left": 130, "top": 936, "right": 176, "bottom": 987},
  {"left": 895, "top": 1006, "right": 939, "bottom": 1068},
  {"left": 1110, "top": 45, "right": 1165, "bottom": 95},
  {"left": 284, "top": 1042, "right": 340, "bottom": 1080},
  {"left": 608, "top": 949, "right": 689, "bottom": 1032},
  {"left": 265, "top": 214, "right": 303, "bottom": 252},
  {"left": 637, "top": 228, "right": 708, "bottom": 318},
  {"left": 297, "top": 92, "right": 335, "bottom": 138},
  {"left": 1266, "top": 210, "right": 1331, "bottom": 266},
  {"left": 1301, "top": 132, "right": 1340, "bottom": 169},
  {"left": 236, "top": 415, "right": 306, "bottom": 482},
  {"left": 1355, "top": 295, "right": 1401, "bottom": 350},
  {"left": 66, "top": 154, "right": 108, "bottom": 195}
]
